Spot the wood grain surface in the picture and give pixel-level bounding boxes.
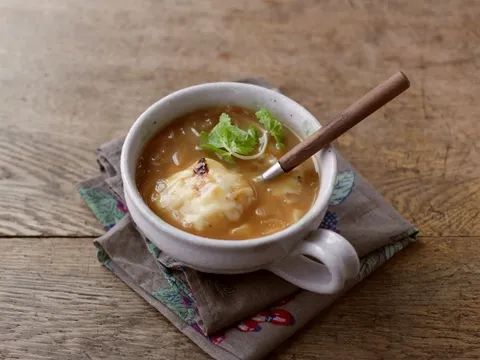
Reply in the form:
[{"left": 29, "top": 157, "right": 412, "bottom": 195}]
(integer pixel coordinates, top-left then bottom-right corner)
[
  {"left": 0, "top": 0, "right": 479, "bottom": 359},
  {"left": 1, "top": 238, "right": 479, "bottom": 360}
]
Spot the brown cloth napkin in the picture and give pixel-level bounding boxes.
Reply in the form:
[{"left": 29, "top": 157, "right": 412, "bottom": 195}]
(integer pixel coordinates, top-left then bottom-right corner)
[{"left": 77, "top": 79, "right": 418, "bottom": 360}]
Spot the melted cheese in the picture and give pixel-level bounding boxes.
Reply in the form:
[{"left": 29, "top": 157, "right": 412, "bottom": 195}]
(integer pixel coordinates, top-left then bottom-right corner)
[{"left": 152, "top": 158, "right": 255, "bottom": 232}]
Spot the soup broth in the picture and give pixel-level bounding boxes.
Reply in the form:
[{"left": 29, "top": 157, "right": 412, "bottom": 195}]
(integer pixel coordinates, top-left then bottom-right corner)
[{"left": 136, "top": 106, "right": 319, "bottom": 240}]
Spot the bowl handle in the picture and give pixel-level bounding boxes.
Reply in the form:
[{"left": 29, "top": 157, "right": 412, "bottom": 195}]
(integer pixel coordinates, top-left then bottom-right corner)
[{"left": 266, "top": 229, "right": 360, "bottom": 294}]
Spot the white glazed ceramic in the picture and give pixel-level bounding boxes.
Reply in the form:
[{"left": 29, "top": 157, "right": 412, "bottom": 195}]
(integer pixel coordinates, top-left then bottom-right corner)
[{"left": 121, "top": 82, "right": 360, "bottom": 294}]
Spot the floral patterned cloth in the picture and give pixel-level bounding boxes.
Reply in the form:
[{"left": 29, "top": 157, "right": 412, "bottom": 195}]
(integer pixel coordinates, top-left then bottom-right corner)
[{"left": 77, "top": 79, "right": 418, "bottom": 360}]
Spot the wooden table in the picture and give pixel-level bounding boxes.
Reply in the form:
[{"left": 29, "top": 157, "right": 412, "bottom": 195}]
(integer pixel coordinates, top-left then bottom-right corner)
[{"left": 1, "top": 1, "right": 479, "bottom": 359}]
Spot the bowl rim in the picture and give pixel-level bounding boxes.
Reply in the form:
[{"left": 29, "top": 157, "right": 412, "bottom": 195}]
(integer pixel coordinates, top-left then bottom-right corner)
[{"left": 120, "top": 81, "right": 337, "bottom": 249}]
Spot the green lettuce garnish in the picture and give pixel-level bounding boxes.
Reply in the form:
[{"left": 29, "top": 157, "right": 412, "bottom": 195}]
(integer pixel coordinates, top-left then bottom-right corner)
[
  {"left": 200, "top": 113, "right": 258, "bottom": 163},
  {"left": 199, "top": 143, "right": 234, "bottom": 163},
  {"left": 248, "top": 125, "right": 260, "bottom": 139},
  {"left": 255, "top": 108, "right": 284, "bottom": 149}
]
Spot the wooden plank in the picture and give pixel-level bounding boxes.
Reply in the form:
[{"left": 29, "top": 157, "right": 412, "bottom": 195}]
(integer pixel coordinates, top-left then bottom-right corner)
[
  {"left": 1, "top": 0, "right": 480, "bottom": 236},
  {"left": 271, "top": 237, "right": 480, "bottom": 359},
  {"left": 0, "top": 129, "right": 103, "bottom": 236},
  {"left": 0, "top": 237, "right": 211, "bottom": 360},
  {"left": 0, "top": 237, "right": 479, "bottom": 359}
]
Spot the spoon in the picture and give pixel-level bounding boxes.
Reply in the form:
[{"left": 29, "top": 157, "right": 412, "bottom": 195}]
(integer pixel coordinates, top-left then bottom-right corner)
[{"left": 260, "top": 71, "right": 410, "bottom": 181}]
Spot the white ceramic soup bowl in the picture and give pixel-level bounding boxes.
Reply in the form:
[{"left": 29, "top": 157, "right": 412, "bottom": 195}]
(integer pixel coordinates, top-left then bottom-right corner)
[{"left": 121, "top": 82, "right": 360, "bottom": 294}]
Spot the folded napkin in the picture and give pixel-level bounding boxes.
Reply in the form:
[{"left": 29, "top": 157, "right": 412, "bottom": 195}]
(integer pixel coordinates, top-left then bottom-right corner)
[{"left": 77, "top": 79, "right": 418, "bottom": 360}]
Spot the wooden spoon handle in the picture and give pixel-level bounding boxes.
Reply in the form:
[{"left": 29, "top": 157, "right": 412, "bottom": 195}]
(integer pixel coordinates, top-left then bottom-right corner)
[{"left": 279, "top": 71, "right": 410, "bottom": 172}]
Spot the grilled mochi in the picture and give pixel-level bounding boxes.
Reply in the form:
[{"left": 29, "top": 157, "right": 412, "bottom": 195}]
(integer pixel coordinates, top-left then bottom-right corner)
[{"left": 152, "top": 158, "right": 255, "bottom": 231}]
